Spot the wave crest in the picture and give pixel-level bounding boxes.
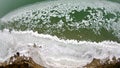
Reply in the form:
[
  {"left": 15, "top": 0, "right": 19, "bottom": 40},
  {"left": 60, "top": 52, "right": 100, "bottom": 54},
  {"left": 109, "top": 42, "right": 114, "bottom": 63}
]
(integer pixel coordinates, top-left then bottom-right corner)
[{"left": 0, "top": 0, "right": 120, "bottom": 42}]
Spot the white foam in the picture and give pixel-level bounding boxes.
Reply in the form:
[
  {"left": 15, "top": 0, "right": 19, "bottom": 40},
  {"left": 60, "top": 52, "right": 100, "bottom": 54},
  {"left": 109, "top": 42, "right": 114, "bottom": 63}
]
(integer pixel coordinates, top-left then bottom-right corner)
[
  {"left": 1, "top": 0, "right": 120, "bottom": 22},
  {"left": 1, "top": 0, "right": 120, "bottom": 39},
  {"left": 0, "top": 0, "right": 120, "bottom": 68},
  {"left": 0, "top": 29, "right": 120, "bottom": 68}
]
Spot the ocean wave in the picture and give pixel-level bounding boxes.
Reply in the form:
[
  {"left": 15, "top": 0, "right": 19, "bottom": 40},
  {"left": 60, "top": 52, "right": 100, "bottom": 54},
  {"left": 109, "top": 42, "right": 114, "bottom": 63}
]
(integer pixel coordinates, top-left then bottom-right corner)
[
  {"left": 0, "top": 0, "right": 120, "bottom": 42},
  {"left": 0, "top": 0, "right": 120, "bottom": 67},
  {"left": 0, "top": 29, "right": 120, "bottom": 68}
]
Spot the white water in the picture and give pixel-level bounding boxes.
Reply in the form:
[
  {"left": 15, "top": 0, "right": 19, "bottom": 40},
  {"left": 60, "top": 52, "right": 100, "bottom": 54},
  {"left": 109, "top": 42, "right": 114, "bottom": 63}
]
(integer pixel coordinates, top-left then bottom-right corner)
[
  {"left": 1, "top": 0, "right": 120, "bottom": 40},
  {"left": 1, "top": 0, "right": 120, "bottom": 22},
  {"left": 0, "top": 0, "right": 120, "bottom": 68},
  {"left": 0, "top": 29, "right": 120, "bottom": 68}
]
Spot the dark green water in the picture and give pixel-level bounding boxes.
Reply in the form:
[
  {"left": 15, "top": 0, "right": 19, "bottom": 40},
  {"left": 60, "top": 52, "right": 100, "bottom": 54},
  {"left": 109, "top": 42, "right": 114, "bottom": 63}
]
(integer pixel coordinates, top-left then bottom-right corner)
[{"left": 0, "top": 0, "right": 120, "bottom": 42}]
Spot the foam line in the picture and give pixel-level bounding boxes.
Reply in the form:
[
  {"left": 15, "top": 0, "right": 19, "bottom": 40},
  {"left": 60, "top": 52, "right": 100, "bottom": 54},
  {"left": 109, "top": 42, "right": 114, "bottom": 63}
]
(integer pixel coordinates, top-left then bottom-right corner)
[{"left": 0, "top": 30, "right": 120, "bottom": 67}]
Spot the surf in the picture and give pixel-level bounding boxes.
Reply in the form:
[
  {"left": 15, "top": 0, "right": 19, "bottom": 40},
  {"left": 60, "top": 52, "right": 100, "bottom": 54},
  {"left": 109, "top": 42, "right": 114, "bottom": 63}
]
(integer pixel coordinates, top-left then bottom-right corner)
[
  {"left": 0, "top": 0, "right": 120, "bottom": 68},
  {"left": 0, "top": 29, "right": 120, "bottom": 68}
]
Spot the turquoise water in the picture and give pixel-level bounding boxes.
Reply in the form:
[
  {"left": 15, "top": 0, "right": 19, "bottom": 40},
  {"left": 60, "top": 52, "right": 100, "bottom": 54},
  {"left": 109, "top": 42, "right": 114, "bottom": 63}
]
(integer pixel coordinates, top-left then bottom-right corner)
[{"left": 0, "top": 0, "right": 46, "bottom": 18}]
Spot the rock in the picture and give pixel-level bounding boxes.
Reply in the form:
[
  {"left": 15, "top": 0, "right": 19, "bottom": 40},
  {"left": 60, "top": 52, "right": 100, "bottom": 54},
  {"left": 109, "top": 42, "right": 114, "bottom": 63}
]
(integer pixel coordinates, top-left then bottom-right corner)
[
  {"left": 0, "top": 52, "right": 44, "bottom": 68},
  {"left": 33, "top": 43, "right": 37, "bottom": 48},
  {"left": 39, "top": 46, "right": 42, "bottom": 48},
  {"left": 84, "top": 57, "right": 120, "bottom": 68}
]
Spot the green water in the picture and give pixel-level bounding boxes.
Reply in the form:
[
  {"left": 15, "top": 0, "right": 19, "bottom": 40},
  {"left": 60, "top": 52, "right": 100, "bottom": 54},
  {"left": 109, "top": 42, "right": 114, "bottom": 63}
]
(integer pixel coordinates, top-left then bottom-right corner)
[
  {"left": 0, "top": 0, "right": 119, "bottom": 18},
  {"left": 109, "top": 0, "right": 120, "bottom": 3},
  {"left": 0, "top": 0, "right": 120, "bottom": 42}
]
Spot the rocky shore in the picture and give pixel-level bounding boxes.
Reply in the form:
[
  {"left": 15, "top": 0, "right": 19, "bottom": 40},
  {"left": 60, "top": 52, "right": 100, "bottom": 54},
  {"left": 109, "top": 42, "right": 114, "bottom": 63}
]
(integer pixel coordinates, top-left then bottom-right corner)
[
  {"left": 0, "top": 52, "right": 44, "bottom": 68},
  {"left": 84, "top": 56, "right": 120, "bottom": 68},
  {"left": 0, "top": 52, "right": 120, "bottom": 68}
]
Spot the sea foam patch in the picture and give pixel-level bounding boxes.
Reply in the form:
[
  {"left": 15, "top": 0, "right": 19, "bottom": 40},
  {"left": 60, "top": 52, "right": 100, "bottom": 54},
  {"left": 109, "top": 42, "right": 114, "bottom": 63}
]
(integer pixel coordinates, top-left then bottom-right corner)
[{"left": 1, "top": 0, "right": 120, "bottom": 21}]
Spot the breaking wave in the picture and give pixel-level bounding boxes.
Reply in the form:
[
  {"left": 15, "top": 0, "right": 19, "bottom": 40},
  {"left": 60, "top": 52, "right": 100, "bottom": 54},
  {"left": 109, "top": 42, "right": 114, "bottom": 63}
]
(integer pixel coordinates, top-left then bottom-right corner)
[
  {"left": 0, "top": 0, "right": 120, "bottom": 68},
  {"left": 0, "top": 0, "right": 120, "bottom": 42},
  {"left": 0, "top": 30, "right": 120, "bottom": 68}
]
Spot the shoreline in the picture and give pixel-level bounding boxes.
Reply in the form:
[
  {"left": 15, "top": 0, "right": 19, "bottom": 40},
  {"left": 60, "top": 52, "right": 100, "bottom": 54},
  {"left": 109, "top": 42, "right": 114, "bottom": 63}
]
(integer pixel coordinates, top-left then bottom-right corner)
[
  {"left": 84, "top": 56, "right": 120, "bottom": 68},
  {"left": 0, "top": 52, "right": 44, "bottom": 68},
  {"left": 0, "top": 52, "right": 120, "bottom": 68}
]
